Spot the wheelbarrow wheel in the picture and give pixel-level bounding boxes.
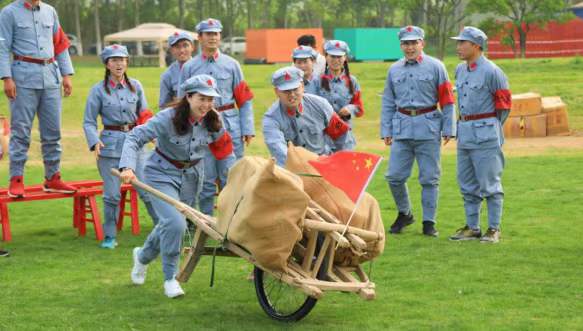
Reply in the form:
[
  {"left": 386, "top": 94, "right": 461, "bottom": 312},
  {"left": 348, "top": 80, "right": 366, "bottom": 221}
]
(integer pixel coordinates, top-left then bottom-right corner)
[
  {"left": 253, "top": 266, "right": 319, "bottom": 322},
  {"left": 254, "top": 235, "right": 328, "bottom": 322}
]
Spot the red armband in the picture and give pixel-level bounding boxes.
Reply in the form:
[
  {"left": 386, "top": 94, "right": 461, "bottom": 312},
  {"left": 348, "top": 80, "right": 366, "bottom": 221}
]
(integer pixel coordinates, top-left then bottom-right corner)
[
  {"left": 494, "top": 89, "right": 512, "bottom": 110},
  {"left": 350, "top": 91, "right": 364, "bottom": 117},
  {"left": 438, "top": 81, "right": 455, "bottom": 108},
  {"left": 233, "top": 81, "right": 254, "bottom": 108},
  {"left": 324, "top": 113, "right": 350, "bottom": 140},
  {"left": 136, "top": 109, "right": 154, "bottom": 125},
  {"left": 208, "top": 131, "right": 233, "bottom": 160},
  {"left": 53, "top": 27, "right": 71, "bottom": 56}
]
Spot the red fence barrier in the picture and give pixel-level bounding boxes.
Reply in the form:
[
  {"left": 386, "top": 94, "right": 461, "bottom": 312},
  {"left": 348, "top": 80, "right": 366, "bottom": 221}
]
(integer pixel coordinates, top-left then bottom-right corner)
[{"left": 488, "top": 19, "right": 583, "bottom": 59}]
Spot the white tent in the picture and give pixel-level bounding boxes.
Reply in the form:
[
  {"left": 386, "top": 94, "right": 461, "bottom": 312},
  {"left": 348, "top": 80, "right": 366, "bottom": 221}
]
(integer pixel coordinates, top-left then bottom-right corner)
[{"left": 104, "top": 23, "right": 197, "bottom": 67}]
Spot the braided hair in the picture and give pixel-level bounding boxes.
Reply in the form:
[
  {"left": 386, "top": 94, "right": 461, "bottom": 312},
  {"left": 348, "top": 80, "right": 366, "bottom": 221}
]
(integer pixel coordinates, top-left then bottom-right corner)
[
  {"left": 103, "top": 59, "right": 135, "bottom": 95},
  {"left": 320, "top": 57, "right": 354, "bottom": 95}
]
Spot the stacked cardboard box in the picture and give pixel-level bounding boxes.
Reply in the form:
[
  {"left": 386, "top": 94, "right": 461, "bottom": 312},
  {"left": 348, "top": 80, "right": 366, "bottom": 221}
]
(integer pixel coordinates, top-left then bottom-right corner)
[
  {"left": 503, "top": 93, "right": 570, "bottom": 138},
  {"left": 541, "top": 97, "right": 570, "bottom": 136}
]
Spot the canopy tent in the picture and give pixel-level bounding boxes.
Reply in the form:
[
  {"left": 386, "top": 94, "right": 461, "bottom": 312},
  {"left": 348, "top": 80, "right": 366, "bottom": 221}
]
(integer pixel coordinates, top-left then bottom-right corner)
[{"left": 104, "top": 23, "right": 197, "bottom": 67}]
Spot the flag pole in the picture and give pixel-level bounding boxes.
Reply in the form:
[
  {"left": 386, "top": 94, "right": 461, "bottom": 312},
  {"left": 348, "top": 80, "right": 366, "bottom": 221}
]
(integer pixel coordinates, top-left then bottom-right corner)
[{"left": 337, "top": 157, "right": 383, "bottom": 247}]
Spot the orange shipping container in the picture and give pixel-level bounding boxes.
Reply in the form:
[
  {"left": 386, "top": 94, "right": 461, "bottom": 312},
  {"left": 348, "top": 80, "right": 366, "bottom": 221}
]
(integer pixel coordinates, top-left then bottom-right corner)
[{"left": 245, "top": 29, "right": 324, "bottom": 63}]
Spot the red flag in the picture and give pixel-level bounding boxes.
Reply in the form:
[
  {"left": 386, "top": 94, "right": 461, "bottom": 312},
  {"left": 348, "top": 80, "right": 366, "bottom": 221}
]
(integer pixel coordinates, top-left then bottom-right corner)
[{"left": 308, "top": 151, "right": 382, "bottom": 203}]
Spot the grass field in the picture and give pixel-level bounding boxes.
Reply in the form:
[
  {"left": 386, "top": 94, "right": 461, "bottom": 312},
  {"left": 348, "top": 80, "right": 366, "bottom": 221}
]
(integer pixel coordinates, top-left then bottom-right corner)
[{"left": 1, "top": 57, "right": 583, "bottom": 330}]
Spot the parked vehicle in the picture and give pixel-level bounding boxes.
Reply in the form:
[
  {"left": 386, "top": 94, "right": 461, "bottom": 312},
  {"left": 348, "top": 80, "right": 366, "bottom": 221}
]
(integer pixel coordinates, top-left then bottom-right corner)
[
  {"left": 220, "top": 36, "right": 246, "bottom": 55},
  {"left": 66, "top": 33, "right": 82, "bottom": 56}
]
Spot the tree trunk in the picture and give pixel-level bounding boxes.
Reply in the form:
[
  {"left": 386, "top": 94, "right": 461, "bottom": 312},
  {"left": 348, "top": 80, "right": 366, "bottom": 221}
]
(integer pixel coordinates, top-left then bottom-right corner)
[
  {"left": 518, "top": 25, "right": 527, "bottom": 58},
  {"left": 73, "top": 0, "right": 83, "bottom": 56},
  {"left": 134, "top": 0, "right": 140, "bottom": 26},
  {"left": 94, "top": 0, "right": 102, "bottom": 54},
  {"left": 179, "top": 0, "right": 186, "bottom": 28},
  {"left": 246, "top": 0, "right": 253, "bottom": 29}
]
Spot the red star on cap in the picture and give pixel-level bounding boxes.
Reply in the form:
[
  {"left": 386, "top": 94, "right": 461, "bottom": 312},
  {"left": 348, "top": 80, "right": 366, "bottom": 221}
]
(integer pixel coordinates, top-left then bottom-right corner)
[
  {"left": 335, "top": 42, "right": 340, "bottom": 48},
  {"left": 299, "top": 46, "right": 303, "bottom": 50},
  {"left": 208, "top": 19, "right": 214, "bottom": 26},
  {"left": 207, "top": 79, "right": 213, "bottom": 86},
  {"left": 112, "top": 45, "right": 119, "bottom": 49},
  {"left": 174, "top": 32, "right": 179, "bottom": 36},
  {"left": 284, "top": 72, "right": 291, "bottom": 81},
  {"left": 406, "top": 26, "right": 413, "bottom": 32}
]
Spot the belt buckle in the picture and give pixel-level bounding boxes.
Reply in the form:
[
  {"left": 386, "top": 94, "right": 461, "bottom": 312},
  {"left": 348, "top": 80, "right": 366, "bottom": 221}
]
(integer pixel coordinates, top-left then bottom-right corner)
[
  {"left": 180, "top": 161, "right": 191, "bottom": 168},
  {"left": 121, "top": 124, "right": 130, "bottom": 132},
  {"left": 410, "top": 109, "right": 417, "bottom": 116},
  {"left": 42, "top": 59, "right": 50, "bottom": 65}
]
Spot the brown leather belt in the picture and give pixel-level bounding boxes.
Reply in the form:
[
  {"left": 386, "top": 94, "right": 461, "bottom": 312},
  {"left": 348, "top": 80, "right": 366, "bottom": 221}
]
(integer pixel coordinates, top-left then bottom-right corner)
[
  {"left": 398, "top": 105, "right": 437, "bottom": 116},
  {"left": 217, "top": 103, "right": 235, "bottom": 112},
  {"left": 14, "top": 55, "right": 55, "bottom": 65},
  {"left": 104, "top": 124, "right": 136, "bottom": 132},
  {"left": 155, "top": 148, "right": 199, "bottom": 169},
  {"left": 460, "top": 112, "right": 497, "bottom": 122}
]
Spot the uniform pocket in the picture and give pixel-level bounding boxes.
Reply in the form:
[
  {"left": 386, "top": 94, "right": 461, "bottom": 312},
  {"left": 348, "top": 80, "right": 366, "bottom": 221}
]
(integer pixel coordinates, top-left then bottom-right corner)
[
  {"left": 473, "top": 121, "right": 498, "bottom": 143},
  {"left": 392, "top": 118, "right": 401, "bottom": 135},
  {"left": 391, "top": 73, "right": 407, "bottom": 96},
  {"left": 424, "top": 111, "right": 442, "bottom": 133}
]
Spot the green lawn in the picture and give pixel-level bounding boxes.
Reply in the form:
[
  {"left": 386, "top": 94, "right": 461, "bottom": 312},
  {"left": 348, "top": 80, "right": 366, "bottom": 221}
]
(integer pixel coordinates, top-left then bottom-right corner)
[{"left": 1, "top": 57, "right": 583, "bottom": 330}]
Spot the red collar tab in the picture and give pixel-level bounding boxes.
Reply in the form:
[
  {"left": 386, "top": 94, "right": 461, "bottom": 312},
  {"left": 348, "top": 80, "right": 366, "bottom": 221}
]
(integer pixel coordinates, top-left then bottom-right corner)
[
  {"left": 416, "top": 54, "right": 423, "bottom": 63},
  {"left": 469, "top": 62, "right": 478, "bottom": 71},
  {"left": 23, "top": 1, "right": 39, "bottom": 10},
  {"left": 202, "top": 51, "right": 219, "bottom": 61},
  {"left": 109, "top": 78, "right": 126, "bottom": 88},
  {"left": 286, "top": 103, "right": 303, "bottom": 117},
  {"left": 189, "top": 115, "right": 203, "bottom": 125}
]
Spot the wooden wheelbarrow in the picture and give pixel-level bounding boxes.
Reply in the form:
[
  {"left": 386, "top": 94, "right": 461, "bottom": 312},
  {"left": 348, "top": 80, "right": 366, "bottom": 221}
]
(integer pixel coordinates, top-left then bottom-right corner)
[{"left": 113, "top": 169, "right": 383, "bottom": 322}]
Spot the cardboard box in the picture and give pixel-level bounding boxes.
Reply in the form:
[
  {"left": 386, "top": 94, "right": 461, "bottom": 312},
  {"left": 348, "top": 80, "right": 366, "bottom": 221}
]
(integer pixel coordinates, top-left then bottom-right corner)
[
  {"left": 541, "top": 96, "right": 566, "bottom": 113},
  {"left": 546, "top": 108, "right": 570, "bottom": 136},
  {"left": 503, "top": 113, "right": 547, "bottom": 138},
  {"left": 510, "top": 92, "right": 542, "bottom": 117}
]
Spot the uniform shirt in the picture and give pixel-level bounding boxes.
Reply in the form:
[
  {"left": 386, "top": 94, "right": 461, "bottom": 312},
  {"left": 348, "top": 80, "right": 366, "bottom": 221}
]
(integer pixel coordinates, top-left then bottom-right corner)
[
  {"left": 0, "top": 0, "right": 74, "bottom": 89},
  {"left": 314, "top": 72, "right": 364, "bottom": 119},
  {"left": 158, "top": 60, "right": 183, "bottom": 109},
  {"left": 263, "top": 93, "right": 350, "bottom": 166},
  {"left": 380, "top": 53, "right": 456, "bottom": 140},
  {"left": 178, "top": 51, "right": 254, "bottom": 137},
  {"left": 119, "top": 107, "right": 233, "bottom": 173},
  {"left": 83, "top": 78, "right": 150, "bottom": 158},
  {"left": 303, "top": 76, "right": 318, "bottom": 95},
  {"left": 455, "top": 55, "right": 511, "bottom": 149}
]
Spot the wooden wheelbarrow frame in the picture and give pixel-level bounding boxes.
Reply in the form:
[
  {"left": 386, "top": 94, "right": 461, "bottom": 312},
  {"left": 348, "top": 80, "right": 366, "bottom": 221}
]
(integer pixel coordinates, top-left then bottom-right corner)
[{"left": 112, "top": 169, "right": 381, "bottom": 301}]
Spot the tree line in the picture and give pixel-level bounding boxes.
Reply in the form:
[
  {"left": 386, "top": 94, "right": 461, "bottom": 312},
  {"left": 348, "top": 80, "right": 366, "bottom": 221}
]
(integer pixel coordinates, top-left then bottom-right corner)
[{"left": 0, "top": 0, "right": 576, "bottom": 58}]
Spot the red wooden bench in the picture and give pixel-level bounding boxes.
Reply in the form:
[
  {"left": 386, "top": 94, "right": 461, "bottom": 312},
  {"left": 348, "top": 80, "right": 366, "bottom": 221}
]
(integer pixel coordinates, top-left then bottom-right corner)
[{"left": 0, "top": 180, "right": 140, "bottom": 242}]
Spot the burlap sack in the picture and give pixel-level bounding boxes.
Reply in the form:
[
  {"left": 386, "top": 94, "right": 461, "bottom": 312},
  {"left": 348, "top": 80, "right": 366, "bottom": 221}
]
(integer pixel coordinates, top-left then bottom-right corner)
[
  {"left": 216, "top": 156, "right": 310, "bottom": 271},
  {"left": 285, "top": 145, "right": 385, "bottom": 266}
]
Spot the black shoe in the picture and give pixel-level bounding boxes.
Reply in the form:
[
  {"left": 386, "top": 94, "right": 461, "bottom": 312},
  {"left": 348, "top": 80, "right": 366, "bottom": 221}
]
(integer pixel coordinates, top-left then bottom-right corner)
[
  {"left": 389, "top": 212, "right": 415, "bottom": 234},
  {"left": 422, "top": 221, "right": 439, "bottom": 237},
  {"left": 0, "top": 249, "right": 9, "bottom": 257}
]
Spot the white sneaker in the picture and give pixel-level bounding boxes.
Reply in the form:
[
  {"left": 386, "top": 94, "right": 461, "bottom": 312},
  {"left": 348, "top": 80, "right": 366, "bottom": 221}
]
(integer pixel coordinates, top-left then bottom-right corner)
[
  {"left": 131, "top": 247, "right": 147, "bottom": 285},
  {"left": 164, "top": 278, "right": 185, "bottom": 298}
]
